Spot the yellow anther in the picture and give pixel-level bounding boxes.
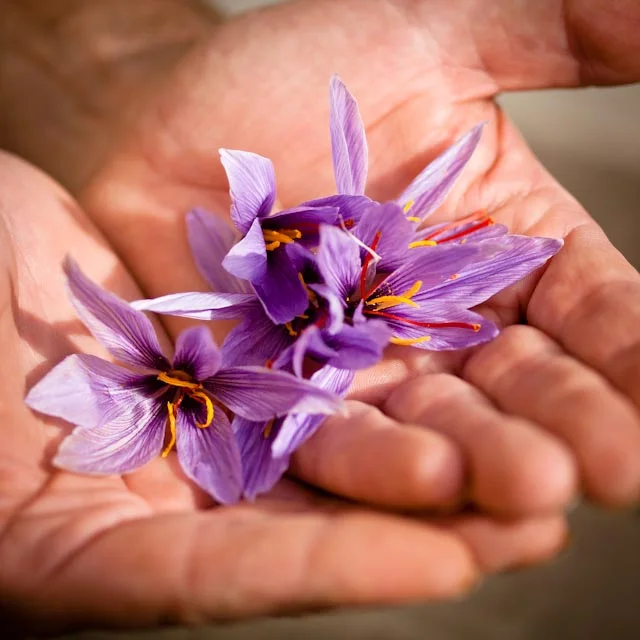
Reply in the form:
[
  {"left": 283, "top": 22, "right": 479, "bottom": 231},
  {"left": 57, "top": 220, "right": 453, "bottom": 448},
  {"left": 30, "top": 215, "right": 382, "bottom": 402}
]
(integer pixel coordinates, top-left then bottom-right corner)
[
  {"left": 406, "top": 216, "right": 421, "bottom": 223},
  {"left": 401, "top": 280, "right": 423, "bottom": 299},
  {"left": 161, "top": 401, "right": 178, "bottom": 458},
  {"left": 472, "top": 323, "right": 481, "bottom": 332},
  {"left": 367, "top": 295, "right": 419, "bottom": 310},
  {"left": 368, "top": 280, "right": 422, "bottom": 311},
  {"left": 403, "top": 200, "right": 414, "bottom": 213},
  {"left": 262, "top": 228, "right": 302, "bottom": 249},
  {"left": 408, "top": 239, "right": 438, "bottom": 249},
  {"left": 449, "top": 274, "right": 459, "bottom": 280},
  {"left": 263, "top": 419, "right": 275, "bottom": 439},
  {"left": 390, "top": 336, "right": 432, "bottom": 346},
  {"left": 284, "top": 322, "right": 298, "bottom": 337},
  {"left": 157, "top": 371, "right": 201, "bottom": 391},
  {"left": 191, "top": 390, "right": 215, "bottom": 428}
]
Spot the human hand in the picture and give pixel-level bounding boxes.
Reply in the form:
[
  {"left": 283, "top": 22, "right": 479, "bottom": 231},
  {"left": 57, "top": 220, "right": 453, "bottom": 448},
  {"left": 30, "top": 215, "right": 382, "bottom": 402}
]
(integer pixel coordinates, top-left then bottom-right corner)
[
  {"left": 81, "top": 0, "right": 640, "bottom": 515},
  {"left": 0, "top": 153, "right": 565, "bottom": 632}
]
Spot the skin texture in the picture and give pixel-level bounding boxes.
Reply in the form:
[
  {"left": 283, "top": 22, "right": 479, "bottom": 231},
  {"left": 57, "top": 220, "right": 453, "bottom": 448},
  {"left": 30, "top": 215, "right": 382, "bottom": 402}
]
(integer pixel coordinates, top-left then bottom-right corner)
[{"left": 0, "top": 0, "right": 638, "bottom": 631}]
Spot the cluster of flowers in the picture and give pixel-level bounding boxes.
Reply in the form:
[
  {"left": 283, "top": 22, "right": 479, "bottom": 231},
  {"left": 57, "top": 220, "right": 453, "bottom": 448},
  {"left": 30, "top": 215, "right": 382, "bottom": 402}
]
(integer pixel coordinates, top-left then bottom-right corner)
[{"left": 26, "top": 77, "right": 562, "bottom": 504}]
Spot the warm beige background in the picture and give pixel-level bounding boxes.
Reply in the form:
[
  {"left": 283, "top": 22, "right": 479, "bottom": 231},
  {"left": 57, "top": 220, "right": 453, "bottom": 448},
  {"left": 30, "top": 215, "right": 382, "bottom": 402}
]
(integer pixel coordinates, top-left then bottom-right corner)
[{"left": 69, "top": 1, "right": 640, "bottom": 638}]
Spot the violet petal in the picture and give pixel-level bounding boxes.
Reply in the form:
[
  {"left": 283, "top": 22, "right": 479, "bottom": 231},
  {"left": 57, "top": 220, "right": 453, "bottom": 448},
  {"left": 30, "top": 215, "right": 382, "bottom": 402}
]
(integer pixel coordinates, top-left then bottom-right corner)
[
  {"left": 253, "top": 245, "right": 310, "bottom": 324},
  {"left": 186, "top": 208, "right": 251, "bottom": 294},
  {"left": 25, "top": 354, "right": 150, "bottom": 428},
  {"left": 176, "top": 403, "right": 242, "bottom": 504},
  {"left": 220, "top": 304, "right": 292, "bottom": 368},
  {"left": 132, "top": 291, "right": 257, "bottom": 321},
  {"left": 316, "top": 224, "right": 362, "bottom": 301},
  {"left": 414, "top": 235, "right": 563, "bottom": 307},
  {"left": 233, "top": 416, "right": 289, "bottom": 501},
  {"left": 64, "top": 258, "right": 169, "bottom": 371},
  {"left": 220, "top": 149, "right": 277, "bottom": 233},
  {"left": 322, "top": 319, "right": 391, "bottom": 370},
  {"left": 329, "top": 75, "right": 368, "bottom": 195},
  {"left": 172, "top": 326, "right": 222, "bottom": 380},
  {"left": 302, "top": 194, "right": 373, "bottom": 227},
  {"left": 398, "top": 124, "right": 484, "bottom": 220},
  {"left": 222, "top": 217, "right": 268, "bottom": 282},
  {"left": 206, "top": 366, "right": 342, "bottom": 420},
  {"left": 53, "top": 398, "right": 166, "bottom": 475}
]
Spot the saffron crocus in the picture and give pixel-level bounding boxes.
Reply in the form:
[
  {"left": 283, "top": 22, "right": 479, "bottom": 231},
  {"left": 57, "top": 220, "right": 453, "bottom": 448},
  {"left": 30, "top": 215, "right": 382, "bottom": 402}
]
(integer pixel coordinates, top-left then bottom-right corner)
[
  {"left": 25, "top": 259, "right": 342, "bottom": 504},
  {"left": 234, "top": 365, "right": 354, "bottom": 500},
  {"left": 136, "top": 209, "right": 391, "bottom": 374},
  {"left": 219, "top": 149, "right": 342, "bottom": 324},
  {"left": 307, "top": 224, "right": 562, "bottom": 350}
]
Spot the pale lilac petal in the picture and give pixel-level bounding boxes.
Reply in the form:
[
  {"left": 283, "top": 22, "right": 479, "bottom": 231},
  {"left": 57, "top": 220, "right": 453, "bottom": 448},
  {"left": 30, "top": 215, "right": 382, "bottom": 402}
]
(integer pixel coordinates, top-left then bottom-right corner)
[
  {"left": 220, "top": 304, "right": 292, "bottom": 367},
  {"left": 220, "top": 149, "right": 277, "bottom": 233},
  {"left": 26, "top": 354, "right": 150, "bottom": 428},
  {"left": 64, "top": 258, "right": 169, "bottom": 371},
  {"left": 398, "top": 124, "right": 484, "bottom": 220},
  {"left": 316, "top": 224, "right": 361, "bottom": 301},
  {"left": 253, "top": 245, "right": 309, "bottom": 324},
  {"left": 354, "top": 201, "right": 417, "bottom": 272},
  {"left": 233, "top": 416, "right": 289, "bottom": 500},
  {"left": 53, "top": 398, "right": 165, "bottom": 475},
  {"left": 329, "top": 75, "right": 368, "bottom": 195},
  {"left": 186, "top": 208, "right": 251, "bottom": 294},
  {"left": 302, "top": 194, "right": 373, "bottom": 227},
  {"left": 206, "top": 366, "right": 342, "bottom": 420},
  {"left": 272, "top": 366, "right": 354, "bottom": 457},
  {"left": 176, "top": 403, "right": 242, "bottom": 504},
  {"left": 265, "top": 206, "right": 338, "bottom": 248},
  {"left": 382, "top": 306, "right": 499, "bottom": 350},
  {"left": 172, "top": 326, "right": 222, "bottom": 380},
  {"left": 414, "top": 236, "right": 563, "bottom": 307},
  {"left": 132, "top": 292, "right": 256, "bottom": 321},
  {"left": 222, "top": 218, "right": 267, "bottom": 282}
]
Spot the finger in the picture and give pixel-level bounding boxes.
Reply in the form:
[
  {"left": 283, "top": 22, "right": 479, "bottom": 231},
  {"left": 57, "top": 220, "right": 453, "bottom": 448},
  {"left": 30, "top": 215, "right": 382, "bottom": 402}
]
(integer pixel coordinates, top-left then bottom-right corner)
[
  {"left": 291, "top": 401, "right": 466, "bottom": 510},
  {"left": 464, "top": 323, "right": 640, "bottom": 506},
  {"left": 384, "top": 373, "right": 577, "bottom": 516},
  {"left": 0, "top": 502, "right": 478, "bottom": 632},
  {"left": 530, "top": 225, "right": 640, "bottom": 407},
  {"left": 438, "top": 512, "right": 568, "bottom": 574}
]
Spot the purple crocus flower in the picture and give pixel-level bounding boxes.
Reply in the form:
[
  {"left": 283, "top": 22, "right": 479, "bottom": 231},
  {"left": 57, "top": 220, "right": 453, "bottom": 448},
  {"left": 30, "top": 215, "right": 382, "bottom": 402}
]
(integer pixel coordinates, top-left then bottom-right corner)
[
  {"left": 219, "top": 148, "right": 342, "bottom": 324},
  {"left": 308, "top": 224, "right": 562, "bottom": 350},
  {"left": 135, "top": 210, "right": 391, "bottom": 375},
  {"left": 25, "top": 259, "right": 342, "bottom": 504}
]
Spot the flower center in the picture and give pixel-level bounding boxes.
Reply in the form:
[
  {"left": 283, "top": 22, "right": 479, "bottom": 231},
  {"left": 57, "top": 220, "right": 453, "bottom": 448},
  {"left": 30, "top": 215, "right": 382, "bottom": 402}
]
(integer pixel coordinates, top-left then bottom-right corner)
[
  {"left": 263, "top": 227, "right": 302, "bottom": 251},
  {"left": 157, "top": 370, "right": 215, "bottom": 457},
  {"left": 357, "top": 232, "right": 481, "bottom": 344}
]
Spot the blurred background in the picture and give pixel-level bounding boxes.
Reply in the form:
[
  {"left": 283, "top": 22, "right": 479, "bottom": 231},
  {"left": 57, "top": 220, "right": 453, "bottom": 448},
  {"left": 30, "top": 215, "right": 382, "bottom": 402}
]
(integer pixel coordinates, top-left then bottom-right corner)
[{"left": 63, "top": 0, "right": 640, "bottom": 638}]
